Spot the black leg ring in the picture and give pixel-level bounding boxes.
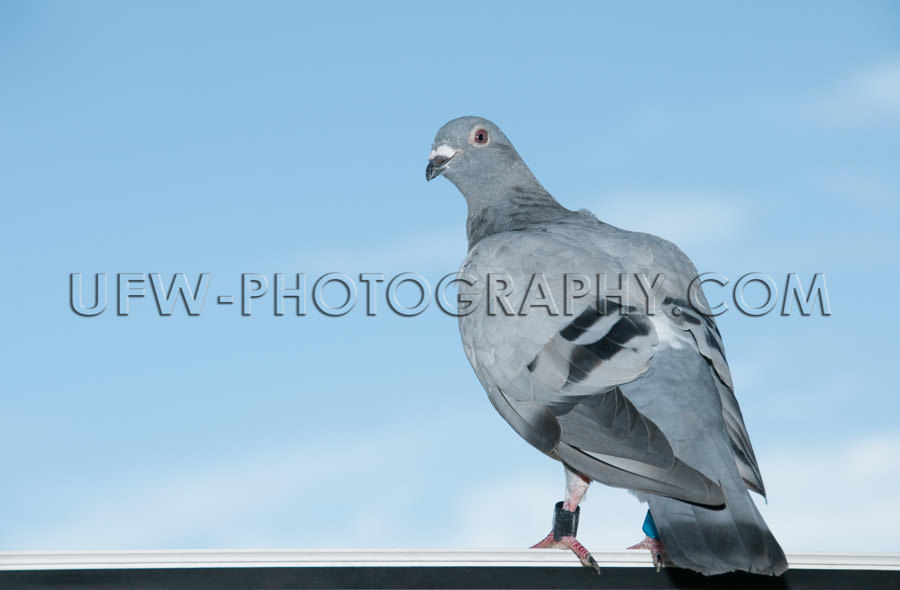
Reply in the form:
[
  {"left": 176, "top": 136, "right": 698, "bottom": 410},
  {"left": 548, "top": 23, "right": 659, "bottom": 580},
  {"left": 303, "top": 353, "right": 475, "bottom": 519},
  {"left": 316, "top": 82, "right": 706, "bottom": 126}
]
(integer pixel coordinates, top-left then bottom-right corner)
[{"left": 552, "top": 501, "right": 580, "bottom": 541}]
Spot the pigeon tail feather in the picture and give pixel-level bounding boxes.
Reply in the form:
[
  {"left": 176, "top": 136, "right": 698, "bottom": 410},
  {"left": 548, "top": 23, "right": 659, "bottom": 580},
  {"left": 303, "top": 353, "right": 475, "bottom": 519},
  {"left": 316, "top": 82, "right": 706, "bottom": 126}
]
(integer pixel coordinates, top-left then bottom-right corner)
[{"left": 646, "top": 446, "right": 788, "bottom": 576}]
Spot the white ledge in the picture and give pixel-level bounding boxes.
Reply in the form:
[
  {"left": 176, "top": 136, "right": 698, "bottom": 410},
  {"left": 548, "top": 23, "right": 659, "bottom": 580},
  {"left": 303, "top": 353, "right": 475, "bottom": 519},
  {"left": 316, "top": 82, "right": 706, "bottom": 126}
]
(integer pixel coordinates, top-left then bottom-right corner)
[{"left": 0, "top": 549, "right": 898, "bottom": 571}]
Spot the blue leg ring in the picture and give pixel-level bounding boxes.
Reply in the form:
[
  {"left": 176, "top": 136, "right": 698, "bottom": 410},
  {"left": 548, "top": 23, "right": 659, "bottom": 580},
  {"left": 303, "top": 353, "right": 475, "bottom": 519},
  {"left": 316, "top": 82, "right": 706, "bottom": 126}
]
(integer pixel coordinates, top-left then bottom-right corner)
[{"left": 642, "top": 510, "right": 659, "bottom": 540}]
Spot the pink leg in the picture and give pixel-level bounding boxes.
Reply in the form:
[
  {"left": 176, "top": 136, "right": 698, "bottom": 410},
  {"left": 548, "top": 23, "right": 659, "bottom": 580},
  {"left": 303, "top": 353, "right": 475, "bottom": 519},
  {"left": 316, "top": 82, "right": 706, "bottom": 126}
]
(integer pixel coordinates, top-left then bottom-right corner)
[{"left": 530, "top": 466, "right": 600, "bottom": 574}]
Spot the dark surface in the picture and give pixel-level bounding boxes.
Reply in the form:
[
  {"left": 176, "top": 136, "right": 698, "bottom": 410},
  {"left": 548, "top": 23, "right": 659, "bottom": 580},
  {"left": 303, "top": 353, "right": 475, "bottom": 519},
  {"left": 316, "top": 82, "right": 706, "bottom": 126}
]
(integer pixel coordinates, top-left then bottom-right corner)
[{"left": 1, "top": 566, "right": 898, "bottom": 590}]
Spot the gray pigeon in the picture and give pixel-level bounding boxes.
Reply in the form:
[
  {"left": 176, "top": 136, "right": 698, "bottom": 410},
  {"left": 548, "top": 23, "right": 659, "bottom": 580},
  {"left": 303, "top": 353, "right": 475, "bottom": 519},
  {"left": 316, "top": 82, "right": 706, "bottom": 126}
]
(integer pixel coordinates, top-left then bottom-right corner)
[{"left": 426, "top": 116, "right": 787, "bottom": 576}]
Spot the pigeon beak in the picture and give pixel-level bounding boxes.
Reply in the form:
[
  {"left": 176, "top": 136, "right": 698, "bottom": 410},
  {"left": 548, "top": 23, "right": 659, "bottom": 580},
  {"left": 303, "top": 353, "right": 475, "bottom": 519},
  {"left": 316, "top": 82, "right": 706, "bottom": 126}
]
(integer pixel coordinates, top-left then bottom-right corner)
[
  {"left": 426, "top": 157, "right": 449, "bottom": 181},
  {"left": 426, "top": 145, "right": 458, "bottom": 182}
]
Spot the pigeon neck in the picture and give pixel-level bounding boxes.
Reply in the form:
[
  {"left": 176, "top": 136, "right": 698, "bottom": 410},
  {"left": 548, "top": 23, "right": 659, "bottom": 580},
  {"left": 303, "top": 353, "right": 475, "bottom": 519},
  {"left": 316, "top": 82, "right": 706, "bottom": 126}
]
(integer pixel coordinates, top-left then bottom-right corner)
[{"left": 463, "top": 185, "right": 569, "bottom": 249}]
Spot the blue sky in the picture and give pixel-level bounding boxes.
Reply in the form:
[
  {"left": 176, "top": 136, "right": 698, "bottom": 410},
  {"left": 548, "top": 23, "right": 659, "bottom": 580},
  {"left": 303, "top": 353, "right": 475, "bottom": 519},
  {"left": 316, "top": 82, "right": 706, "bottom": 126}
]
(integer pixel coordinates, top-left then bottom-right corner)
[{"left": 1, "top": 1, "right": 898, "bottom": 554}]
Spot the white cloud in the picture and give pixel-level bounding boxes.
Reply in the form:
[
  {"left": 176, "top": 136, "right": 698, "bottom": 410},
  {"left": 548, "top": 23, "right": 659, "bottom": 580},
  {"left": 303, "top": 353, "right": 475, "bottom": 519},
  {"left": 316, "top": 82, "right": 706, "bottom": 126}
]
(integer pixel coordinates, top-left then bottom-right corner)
[
  {"left": 11, "top": 429, "right": 403, "bottom": 549},
  {"left": 818, "top": 58, "right": 900, "bottom": 125},
  {"left": 12, "top": 403, "right": 899, "bottom": 556},
  {"left": 8, "top": 410, "right": 520, "bottom": 550},
  {"left": 448, "top": 432, "right": 900, "bottom": 555},
  {"left": 756, "top": 432, "right": 900, "bottom": 553},
  {"left": 592, "top": 191, "right": 751, "bottom": 254},
  {"left": 447, "top": 471, "right": 648, "bottom": 550}
]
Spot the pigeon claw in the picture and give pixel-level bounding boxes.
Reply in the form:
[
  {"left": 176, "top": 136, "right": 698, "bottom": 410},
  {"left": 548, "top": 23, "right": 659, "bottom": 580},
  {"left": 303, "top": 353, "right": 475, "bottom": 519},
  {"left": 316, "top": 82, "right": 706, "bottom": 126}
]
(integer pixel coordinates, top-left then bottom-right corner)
[
  {"left": 627, "top": 535, "right": 671, "bottom": 572},
  {"left": 531, "top": 532, "right": 601, "bottom": 575}
]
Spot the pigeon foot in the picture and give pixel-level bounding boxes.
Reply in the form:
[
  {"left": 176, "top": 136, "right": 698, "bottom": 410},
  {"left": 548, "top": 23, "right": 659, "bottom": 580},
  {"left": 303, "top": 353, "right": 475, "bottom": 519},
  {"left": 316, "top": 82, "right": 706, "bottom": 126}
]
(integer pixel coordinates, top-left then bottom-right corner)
[
  {"left": 627, "top": 535, "right": 671, "bottom": 572},
  {"left": 531, "top": 532, "right": 600, "bottom": 574}
]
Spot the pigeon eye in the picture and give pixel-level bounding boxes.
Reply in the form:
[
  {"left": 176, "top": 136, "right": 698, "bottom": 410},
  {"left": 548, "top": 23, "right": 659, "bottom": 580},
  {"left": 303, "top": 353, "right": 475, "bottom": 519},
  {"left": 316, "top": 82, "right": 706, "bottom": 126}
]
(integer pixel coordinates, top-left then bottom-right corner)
[{"left": 471, "top": 128, "right": 489, "bottom": 146}]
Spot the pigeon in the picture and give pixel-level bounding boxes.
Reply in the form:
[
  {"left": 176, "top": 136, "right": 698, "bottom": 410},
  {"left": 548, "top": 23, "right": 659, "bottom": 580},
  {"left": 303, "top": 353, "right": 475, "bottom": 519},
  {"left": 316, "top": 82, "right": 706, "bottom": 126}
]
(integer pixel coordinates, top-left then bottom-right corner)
[{"left": 426, "top": 116, "right": 787, "bottom": 576}]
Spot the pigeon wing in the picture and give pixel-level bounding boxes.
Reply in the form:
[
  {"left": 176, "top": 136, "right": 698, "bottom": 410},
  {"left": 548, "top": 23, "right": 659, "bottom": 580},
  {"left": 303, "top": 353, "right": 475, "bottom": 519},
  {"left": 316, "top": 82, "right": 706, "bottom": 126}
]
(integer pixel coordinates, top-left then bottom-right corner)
[
  {"left": 459, "top": 228, "right": 725, "bottom": 506},
  {"left": 597, "top": 220, "right": 767, "bottom": 497}
]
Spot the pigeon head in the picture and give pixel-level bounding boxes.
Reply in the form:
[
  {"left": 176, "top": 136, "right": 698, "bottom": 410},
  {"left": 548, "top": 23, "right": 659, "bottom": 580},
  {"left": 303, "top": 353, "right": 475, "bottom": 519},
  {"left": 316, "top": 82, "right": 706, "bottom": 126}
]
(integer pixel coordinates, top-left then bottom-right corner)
[
  {"left": 427, "top": 116, "right": 566, "bottom": 247},
  {"left": 426, "top": 116, "right": 540, "bottom": 196}
]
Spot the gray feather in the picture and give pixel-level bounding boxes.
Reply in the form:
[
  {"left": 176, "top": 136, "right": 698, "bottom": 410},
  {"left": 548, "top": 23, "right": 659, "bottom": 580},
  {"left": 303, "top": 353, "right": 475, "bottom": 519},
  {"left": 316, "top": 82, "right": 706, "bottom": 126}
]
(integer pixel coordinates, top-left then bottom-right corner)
[{"left": 429, "top": 116, "right": 786, "bottom": 575}]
